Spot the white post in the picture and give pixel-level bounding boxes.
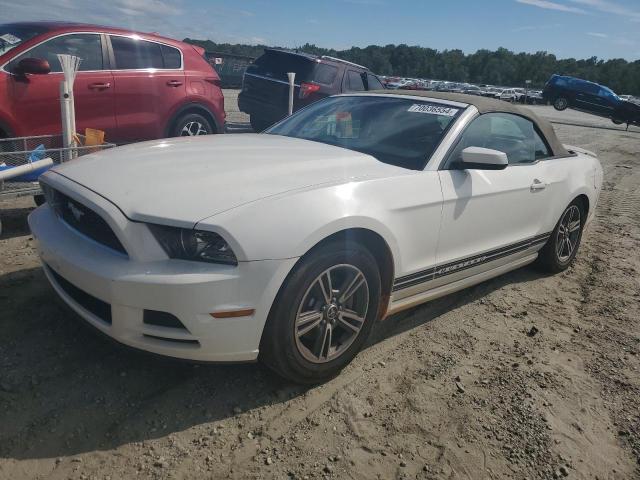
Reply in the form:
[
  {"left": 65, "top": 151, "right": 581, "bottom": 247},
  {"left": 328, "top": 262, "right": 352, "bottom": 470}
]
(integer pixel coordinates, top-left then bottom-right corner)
[
  {"left": 59, "top": 81, "right": 73, "bottom": 162},
  {"left": 287, "top": 72, "right": 296, "bottom": 116},
  {"left": 57, "top": 54, "right": 81, "bottom": 160}
]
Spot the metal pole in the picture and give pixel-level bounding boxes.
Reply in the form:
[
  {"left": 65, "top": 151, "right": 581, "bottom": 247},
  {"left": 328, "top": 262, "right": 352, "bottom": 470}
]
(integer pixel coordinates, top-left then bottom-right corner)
[
  {"left": 287, "top": 72, "right": 296, "bottom": 116},
  {"left": 60, "top": 81, "right": 72, "bottom": 162}
]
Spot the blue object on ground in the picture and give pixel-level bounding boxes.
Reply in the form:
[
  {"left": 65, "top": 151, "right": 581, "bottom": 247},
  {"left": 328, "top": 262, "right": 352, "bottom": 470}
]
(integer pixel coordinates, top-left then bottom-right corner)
[{"left": 0, "top": 144, "right": 51, "bottom": 182}]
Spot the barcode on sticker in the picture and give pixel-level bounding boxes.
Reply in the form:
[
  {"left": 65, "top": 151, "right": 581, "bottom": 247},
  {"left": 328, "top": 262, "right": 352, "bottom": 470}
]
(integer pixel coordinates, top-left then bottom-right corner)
[{"left": 408, "top": 104, "right": 458, "bottom": 116}]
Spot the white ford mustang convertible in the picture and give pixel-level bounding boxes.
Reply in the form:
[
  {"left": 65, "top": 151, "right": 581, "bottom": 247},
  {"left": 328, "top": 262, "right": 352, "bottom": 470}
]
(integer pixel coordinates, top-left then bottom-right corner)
[{"left": 30, "top": 91, "right": 603, "bottom": 383}]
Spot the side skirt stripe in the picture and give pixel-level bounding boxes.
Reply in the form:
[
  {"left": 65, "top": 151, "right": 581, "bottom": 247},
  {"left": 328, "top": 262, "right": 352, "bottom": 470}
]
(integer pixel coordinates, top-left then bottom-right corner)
[{"left": 392, "top": 232, "right": 551, "bottom": 292}]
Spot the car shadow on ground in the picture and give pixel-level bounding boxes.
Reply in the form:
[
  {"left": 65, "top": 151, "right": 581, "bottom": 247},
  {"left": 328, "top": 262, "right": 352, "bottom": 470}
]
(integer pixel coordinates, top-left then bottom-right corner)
[
  {"left": 0, "top": 264, "right": 547, "bottom": 461},
  {"left": 0, "top": 206, "right": 34, "bottom": 240}
]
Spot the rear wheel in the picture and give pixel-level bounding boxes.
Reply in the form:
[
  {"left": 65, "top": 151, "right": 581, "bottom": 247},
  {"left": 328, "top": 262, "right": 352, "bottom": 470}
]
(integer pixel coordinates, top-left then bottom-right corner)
[
  {"left": 170, "top": 113, "right": 215, "bottom": 137},
  {"left": 260, "top": 241, "right": 381, "bottom": 384},
  {"left": 553, "top": 97, "right": 569, "bottom": 111},
  {"left": 535, "top": 201, "right": 585, "bottom": 273}
]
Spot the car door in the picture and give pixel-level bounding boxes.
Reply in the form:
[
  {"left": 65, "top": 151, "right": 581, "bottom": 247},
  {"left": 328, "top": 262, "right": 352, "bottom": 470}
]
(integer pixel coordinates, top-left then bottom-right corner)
[
  {"left": 108, "top": 35, "right": 186, "bottom": 143},
  {"left": 434, "top": 113, "right": 553, "bottom": 288},
  {"left": 574, "top": 82, "right": 609, "bottom": 115},
  {"left": 6, "top": 32, "right": 116, "bottom": 138}
]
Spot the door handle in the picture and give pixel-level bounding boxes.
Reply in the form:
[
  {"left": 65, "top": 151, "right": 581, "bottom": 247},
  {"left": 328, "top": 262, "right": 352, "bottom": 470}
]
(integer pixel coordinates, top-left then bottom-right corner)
[
  {"left": 166, "top": 80, "right": 183, "bottom": 87},
  {"left": 530, "top": 179, "right": 547, "bottom": 191},
  {"left": 88, "top": 82, "right": 111, "bottom": 90}
]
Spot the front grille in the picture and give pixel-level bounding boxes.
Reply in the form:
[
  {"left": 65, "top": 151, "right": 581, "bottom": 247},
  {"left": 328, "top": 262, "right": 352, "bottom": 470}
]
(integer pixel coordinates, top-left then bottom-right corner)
[
  {"left": 47, "top": 265, "right": 112, "bottom": 325},
  {"left": 46, "top": 186, "right": 127, "bottom": 255}
]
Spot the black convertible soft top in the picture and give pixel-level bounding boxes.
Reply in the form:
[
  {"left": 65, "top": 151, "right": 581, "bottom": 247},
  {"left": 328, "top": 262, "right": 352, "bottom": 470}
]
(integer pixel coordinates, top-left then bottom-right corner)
[{"left": 367, "top": 90, "right": 571, "bottom": 158}]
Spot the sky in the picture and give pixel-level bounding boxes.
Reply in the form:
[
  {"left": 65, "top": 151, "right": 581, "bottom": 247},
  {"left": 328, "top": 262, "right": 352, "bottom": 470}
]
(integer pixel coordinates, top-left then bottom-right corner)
[{"left": 2, "top": 0, "right": 639, "bottom": 61}]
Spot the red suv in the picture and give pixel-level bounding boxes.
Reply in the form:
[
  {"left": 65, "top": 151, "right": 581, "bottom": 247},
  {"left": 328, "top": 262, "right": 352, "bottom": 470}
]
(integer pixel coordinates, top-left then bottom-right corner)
[{"left": 0, "top": 22, "right": 225, "bottom": 142}]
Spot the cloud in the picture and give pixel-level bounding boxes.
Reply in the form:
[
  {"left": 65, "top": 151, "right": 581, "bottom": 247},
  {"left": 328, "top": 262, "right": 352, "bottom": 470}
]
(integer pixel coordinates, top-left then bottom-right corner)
[
  {"left": 512, "top": 23, "right": 563, "bottom": 31},
  {"left": 515, "top": 0, "right": 588, "bottom": 14},
  {"left": 587, "top": 32, "right": 609, "bottom": 38},
  {"left": 568, "top": 0, "right": 640, "bottom": 20}
]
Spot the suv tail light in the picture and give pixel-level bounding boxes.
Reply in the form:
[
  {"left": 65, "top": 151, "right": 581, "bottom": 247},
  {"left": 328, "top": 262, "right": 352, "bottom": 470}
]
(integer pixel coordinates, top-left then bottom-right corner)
[{"left": 299, "top": 82, "right": 321, "bottom": 99}]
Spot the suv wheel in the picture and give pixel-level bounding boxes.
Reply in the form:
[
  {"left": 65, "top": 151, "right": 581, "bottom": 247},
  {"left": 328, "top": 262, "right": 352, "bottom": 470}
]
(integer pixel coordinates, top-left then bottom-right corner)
[
  {"left": 553, "top": 97, "right": 569, "bottom": 111},
  {"left": 612, "top": 118, "right": 625, "bottom": 125},
  {"left": 171, "top": 113, "right": 214, "bottom": 137},
  {"left": 260, "top": 240, "right": 381, "bottom": 384}
]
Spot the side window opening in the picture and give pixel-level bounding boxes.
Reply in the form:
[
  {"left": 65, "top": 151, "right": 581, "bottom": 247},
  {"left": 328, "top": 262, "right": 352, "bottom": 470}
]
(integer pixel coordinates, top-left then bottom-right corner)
[
  {"left": 8, "top": 33, "right": 103, "bottom": 72},
  {"left": 160, "top": 44, "right": 181, "bottom": 69},
  {"left": 346, "top": 70, "right": 365, "bottom": 92},
  {"left": 446, "top": 113, "right": 551, "bottom": 167},
  {"left": 111, "top": 36, "right": 163, "bottom": 70}
]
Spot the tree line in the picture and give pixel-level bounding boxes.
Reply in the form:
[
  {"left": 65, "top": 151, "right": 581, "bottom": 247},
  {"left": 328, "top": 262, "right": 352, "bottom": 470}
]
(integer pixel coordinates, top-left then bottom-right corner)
[{"left": 184, "top": 39, "right": 640, "bottom": 95}]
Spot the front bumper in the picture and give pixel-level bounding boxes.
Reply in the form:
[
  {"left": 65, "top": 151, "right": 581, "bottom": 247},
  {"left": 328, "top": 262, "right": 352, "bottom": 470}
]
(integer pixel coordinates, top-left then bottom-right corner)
[{"left": 28, "top": 186, "right": 297, "bottom": 362}]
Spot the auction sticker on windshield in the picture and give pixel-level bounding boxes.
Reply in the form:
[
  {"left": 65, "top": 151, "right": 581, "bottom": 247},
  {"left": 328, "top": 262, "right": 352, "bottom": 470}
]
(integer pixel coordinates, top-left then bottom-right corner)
[
  {"left": 0, "top": 33, "right": 21, "bottom": 44},
  {"left": 408, "top": 104, "right": 459, "bottom": 116}
]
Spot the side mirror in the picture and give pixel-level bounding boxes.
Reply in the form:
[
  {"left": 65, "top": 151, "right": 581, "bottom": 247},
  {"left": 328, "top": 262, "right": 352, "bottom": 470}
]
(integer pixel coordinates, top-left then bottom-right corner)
[
  {"left": 13, "top": 58, "right": 51, "bottom": 76},
  {"left": 456, "top": 146, "right": 508, "bottom": 170}
]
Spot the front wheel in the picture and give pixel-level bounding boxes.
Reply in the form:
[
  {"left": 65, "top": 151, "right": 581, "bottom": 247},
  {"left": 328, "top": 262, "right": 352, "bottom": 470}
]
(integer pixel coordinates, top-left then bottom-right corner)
[
  {"left": 553, "top": 97, "right": 569, "bottom": 111},
  {"left": 171, "top": 113, "right": 215, "bottom": 137},
  {"left": 612, "top": 118, "right": 625, "bottom": 125},
  {"left": 535, "top": 201, "right": 585, "bottom": 273},
  {"left": 260, "top": 241, "right": 381, "bottom": 384}
]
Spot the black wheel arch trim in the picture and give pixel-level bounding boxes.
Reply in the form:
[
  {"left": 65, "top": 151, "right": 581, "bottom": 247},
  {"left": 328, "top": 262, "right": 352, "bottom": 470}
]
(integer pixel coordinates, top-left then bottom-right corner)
[{"left": 165, "top": 102, "right": 223, "bottom": 136}]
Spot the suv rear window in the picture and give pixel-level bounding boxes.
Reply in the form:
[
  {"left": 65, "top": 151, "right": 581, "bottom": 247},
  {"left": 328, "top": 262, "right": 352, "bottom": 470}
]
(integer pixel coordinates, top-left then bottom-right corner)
[
  {"left": 251, "top": 50, "right": 315, "bottom": 83},
  {"left": 314, "top": 63, "right": 338, "bottom": 85}
]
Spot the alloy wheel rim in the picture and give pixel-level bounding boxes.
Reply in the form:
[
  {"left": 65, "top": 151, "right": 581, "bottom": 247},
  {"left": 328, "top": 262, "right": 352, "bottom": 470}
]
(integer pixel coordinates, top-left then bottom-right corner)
[
  {"left": 294, "top": 264, "right": 369, "bottom": 364},
  {"left": 180, "top": 121, "right": 208, "bottom": 136},
  {"left": 556, "top": 205, "right": 581, "bottom": 262},
  {"left": 556, "top": 98, "right": 567, "bottom": 109}
]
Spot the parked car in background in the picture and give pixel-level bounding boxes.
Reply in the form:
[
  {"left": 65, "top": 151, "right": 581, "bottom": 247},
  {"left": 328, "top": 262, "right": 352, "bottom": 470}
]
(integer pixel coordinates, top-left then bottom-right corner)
[
  {"left": 0, "top": 22, "right": 225, "bottom": 142},
  {"left": 619, "top": 94, "right": 640, "bottom": 106},
  {"left": 500, "top": 89, "right": 518, "bottom": 102},
  {"left": 238, "top": 48, "right": 384, "bottom": 131},
  {"left": 543, "top": 74, "right": 640, "bottom": 126},
  {"left": 462, "top": 85, "right": 483, "bottom": 96},
  {"left": 30, "top": 91, "right": 602, "bottom": 383}
]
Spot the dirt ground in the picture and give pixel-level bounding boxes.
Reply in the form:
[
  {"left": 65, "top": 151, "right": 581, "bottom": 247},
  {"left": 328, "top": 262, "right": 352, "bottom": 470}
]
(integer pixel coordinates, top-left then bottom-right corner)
[{"left": 0, "top": 104, "right": 639, "bottom": 480}]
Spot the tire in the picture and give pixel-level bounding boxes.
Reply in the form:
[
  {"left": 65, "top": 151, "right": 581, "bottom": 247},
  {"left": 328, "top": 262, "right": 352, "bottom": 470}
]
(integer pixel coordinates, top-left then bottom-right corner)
[
  {"left": 553, "top": 97, "right": 569, "bottom": 111},
  {"left": 612, "top": 118, "right": 625, "bottom": 125},
  {"left": 260, "top": 240, "right": 381, "bottom": 384},
  {"left": 170, "top": 113, "right": 215, "bottom": 137},
  {"left": 535, "top": 200, "right": 585, "bottom": 273},
  {"left": 250, "top": 115, "right": 272, "bottom": 133},
  {"left": 34, "top": 195, "right": 45, "bottom": 207}
]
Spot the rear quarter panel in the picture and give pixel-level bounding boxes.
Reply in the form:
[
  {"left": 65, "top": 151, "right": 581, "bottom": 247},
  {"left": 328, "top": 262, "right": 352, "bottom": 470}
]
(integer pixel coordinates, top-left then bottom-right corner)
[
  {"left": 538, "top": 153, "right": 602, "bottom": 231},
  {"left": 179, "top": 46, "right": 225, "bottom": 128}
]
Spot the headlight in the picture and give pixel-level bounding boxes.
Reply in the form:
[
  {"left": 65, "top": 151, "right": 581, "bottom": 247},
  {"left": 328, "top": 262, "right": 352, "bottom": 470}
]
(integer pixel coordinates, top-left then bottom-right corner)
[{"left": 148, "top": 224, "right": 238, "bottom": 266}]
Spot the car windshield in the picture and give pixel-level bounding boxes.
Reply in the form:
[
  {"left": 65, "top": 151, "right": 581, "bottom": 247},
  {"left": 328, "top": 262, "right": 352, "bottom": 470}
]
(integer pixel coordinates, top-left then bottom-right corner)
[
  {"left": 0, "top": 23, "right": 50, "bottom": 56},
  {"left": 266, "top": 95, "right": 462, "bottom": 170}
]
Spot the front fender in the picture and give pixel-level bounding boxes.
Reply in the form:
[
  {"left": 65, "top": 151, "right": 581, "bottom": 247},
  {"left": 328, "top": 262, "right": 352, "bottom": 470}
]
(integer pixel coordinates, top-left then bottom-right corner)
[{"left": 196, "top": 172, "right": 444, "bottom": 278}]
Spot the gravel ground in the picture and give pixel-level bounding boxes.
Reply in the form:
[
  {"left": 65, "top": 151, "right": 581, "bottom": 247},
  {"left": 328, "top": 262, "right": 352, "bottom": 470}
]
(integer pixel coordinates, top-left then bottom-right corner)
[{"left": 0, "top": 102, "right": 639, "bottom": 480}]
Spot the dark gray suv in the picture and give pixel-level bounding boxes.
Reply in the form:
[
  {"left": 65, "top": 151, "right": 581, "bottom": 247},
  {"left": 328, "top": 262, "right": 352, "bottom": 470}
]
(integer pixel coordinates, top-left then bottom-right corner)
[
  {"left": 543, "top": 74, "right": 640, "bottom": 127},
  {"left": 238, "top": 49, "right": 384, "bottom": 132}
]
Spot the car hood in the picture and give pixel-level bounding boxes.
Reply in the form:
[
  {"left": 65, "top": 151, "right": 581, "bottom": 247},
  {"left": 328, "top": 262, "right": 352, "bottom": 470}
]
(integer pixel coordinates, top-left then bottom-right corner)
[{"left": 50, "top": 134, "right": 404, "bottom": 227}]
